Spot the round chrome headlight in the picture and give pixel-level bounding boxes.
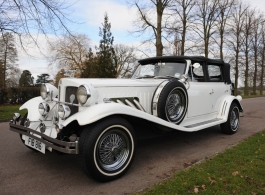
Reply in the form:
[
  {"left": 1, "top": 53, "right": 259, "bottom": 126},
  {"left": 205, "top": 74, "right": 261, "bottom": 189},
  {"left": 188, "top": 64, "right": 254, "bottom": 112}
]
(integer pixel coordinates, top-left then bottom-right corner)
[
  {"left": 38, "top": 102, "right": 50, "bottom": 116},
  {"left": 77, "top": 85, "right": 91, "bottom": 105},
  {"left": 40, "top": 84, "right": 50, "bottom": 100},
  {"left": 58, "top": 104, "right": 71, "bottom": 120}
]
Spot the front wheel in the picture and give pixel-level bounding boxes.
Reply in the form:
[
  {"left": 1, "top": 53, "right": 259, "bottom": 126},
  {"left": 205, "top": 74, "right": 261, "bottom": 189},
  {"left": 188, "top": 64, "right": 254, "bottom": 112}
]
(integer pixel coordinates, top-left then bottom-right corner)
[
  {"left": 220, "top": 103, "right": 240, "bottom": 134},
  {"left": 79, "top": 116, "right": 135, "bottom": 182}
]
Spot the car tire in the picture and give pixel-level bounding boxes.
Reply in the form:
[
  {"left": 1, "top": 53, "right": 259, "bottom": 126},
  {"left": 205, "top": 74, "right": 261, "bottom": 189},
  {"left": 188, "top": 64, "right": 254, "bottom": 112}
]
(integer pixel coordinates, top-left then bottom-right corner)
[
  {"left": 79, "top": 116, "right": 136, "bottom": 182},
  {"left": 220, "top": 102, "right": 240, "bottom": 134},
  {"left": 156, "top": 79, "right": 188, "bottom": 124}
]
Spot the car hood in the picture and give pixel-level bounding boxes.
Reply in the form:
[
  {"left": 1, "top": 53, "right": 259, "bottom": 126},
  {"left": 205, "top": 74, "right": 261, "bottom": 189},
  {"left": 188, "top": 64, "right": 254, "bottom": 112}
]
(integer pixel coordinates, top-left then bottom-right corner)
[{"left": 59, "top": 78, "right": 165, "bottom": 88}]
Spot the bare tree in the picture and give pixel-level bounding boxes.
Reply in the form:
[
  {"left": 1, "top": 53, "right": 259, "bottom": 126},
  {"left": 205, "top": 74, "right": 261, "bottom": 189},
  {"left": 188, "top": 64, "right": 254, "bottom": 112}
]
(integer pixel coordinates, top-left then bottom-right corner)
[
  {"left": 215, "top": 0, "right": 235, "bottom": 60},
  {"left": 192, "top": 0, "right": 220, "bottom": 57},
  {"left": 169, "top": 0, "right": 196, "bottom": 55},
  {"left": 49, "top": 34, "right": 91, "bottom": 77},
  {"left": 251, "top": 14, "right": 263, "bottom": 95},
  {"left": 0, "top": 0, "right": 74, "bottom": 50},
  {"left": 260, "top": 23, "right": 265, "bottom": 95},
  {"left": 242, "top": 8, "right": 255, "bottom": 96},
  {"left": 228, "top": 2, "right": 248, "bottom": 95},
  {"left": 131, "top": 0, "right": 173, "bottom": 56},
  {"left": 114, "top": 44, "right": 137, "bottom": 78},
  {"left": 5, "top": 68, "right": 21, "bottom": 88}
]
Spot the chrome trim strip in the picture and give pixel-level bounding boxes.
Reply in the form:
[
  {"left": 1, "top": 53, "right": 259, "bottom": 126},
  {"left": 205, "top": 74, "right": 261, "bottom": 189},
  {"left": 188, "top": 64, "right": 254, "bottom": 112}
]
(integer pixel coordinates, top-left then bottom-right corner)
[
  {"left": 116, "top": 99, "right": 125, "bottom": 105},
  {"left": 184, "top": 118, "right": 222, "bottom": 128},
  {"left": 9, "top": 123, "right": 78, "bottom": 154},
  {"left": 152, "top": 80, "right": 169, "bottom": 117},
  {"left": 133, "top": 99, "right": 145, "bottom": 112},
  {"left": 125, "top": 99, "right": 137, "bottom": 109},
  {"left": 221, "top": 101, "right": 226, "bottom": 116}
]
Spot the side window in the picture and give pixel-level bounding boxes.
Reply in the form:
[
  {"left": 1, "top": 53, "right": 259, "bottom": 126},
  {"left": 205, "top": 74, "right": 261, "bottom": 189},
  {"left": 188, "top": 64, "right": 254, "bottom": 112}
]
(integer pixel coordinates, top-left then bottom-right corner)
[
  {"left": 208, "top": 65, "right": 223, "bottom": 82},
  {"left": 188, "top": 63, "right": 205, "bottom": 82}
]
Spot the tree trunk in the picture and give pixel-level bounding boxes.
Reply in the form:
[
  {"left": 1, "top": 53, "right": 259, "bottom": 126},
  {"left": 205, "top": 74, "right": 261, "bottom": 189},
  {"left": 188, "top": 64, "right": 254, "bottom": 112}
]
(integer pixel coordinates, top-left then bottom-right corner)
[
  {"left": 260, "top": 47, "right": 265, "bottom": 95},
  {"left": 156, "top": 0, "right": 163, "bottom": 56},
  {"left": 234, "top": 42, "right": 239, "bottom": 95},
  {"left": 244, "top": 46, "right": 249, "bottom": 96},
  {"left": 181, "top": 20, "right": 186, "bottom": 56},
  {"left": 252, "top": 32, "right": 258, "bottom": 95}
]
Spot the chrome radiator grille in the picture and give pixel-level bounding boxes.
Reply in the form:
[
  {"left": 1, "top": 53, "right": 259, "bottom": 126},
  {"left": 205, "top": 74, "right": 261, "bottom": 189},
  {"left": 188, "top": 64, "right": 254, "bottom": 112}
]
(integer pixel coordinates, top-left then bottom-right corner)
[{"left": 65, "top": 87, "right": 78, "bottom": 117}]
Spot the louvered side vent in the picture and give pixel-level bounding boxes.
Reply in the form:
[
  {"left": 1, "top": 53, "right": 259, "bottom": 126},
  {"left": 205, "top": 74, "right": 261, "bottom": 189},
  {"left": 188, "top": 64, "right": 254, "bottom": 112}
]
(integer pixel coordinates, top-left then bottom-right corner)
[
  {"left": 65, "top": 87, "right": 78, "bottom": 117},
  {"left": 114, "top": 97, "right": 145, "bottom": 112}
]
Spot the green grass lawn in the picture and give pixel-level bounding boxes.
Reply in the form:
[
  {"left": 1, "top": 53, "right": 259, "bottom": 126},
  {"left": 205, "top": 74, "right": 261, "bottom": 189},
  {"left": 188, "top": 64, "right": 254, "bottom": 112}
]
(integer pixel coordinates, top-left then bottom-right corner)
[
  {"left": 140, "top": 131, "right": 265, "bottom": 195},
  {"left": 0, "top": 105, "right": 27, "bottom": 121}
]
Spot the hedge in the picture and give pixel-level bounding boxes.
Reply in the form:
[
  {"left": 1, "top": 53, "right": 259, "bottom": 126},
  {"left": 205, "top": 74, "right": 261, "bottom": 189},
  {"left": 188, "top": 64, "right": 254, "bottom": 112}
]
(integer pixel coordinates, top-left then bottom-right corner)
[{"left": 0, "top": 87, "right": 39, "bottom": 105}]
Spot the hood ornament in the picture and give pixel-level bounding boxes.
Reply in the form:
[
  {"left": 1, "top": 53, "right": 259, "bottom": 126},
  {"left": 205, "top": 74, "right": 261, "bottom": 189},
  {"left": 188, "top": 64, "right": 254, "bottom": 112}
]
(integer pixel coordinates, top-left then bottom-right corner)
[{"left": 70, "top": 94, "right": 75, "bottom": 104}]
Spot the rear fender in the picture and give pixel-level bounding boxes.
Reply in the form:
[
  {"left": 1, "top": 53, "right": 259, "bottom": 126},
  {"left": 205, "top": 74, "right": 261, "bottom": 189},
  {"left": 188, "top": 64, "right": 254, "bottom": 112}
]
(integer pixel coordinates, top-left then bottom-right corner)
[{"left": 217, "top": 95, "right": 243, "bottom": 121}]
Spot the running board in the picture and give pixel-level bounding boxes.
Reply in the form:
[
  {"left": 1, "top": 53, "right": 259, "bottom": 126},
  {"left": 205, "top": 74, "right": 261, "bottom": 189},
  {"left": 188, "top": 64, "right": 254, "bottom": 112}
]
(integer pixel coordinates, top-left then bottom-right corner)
[{"left": 184, "top": 118, "right": 223, "bottom": 128}]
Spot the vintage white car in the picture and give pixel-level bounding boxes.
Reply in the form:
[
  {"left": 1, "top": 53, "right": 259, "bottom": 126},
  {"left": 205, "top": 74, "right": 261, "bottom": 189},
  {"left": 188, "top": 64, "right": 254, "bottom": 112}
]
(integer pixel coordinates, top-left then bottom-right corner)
[{"left": 10, "top": 56, "right": 243, "bottom": 182}]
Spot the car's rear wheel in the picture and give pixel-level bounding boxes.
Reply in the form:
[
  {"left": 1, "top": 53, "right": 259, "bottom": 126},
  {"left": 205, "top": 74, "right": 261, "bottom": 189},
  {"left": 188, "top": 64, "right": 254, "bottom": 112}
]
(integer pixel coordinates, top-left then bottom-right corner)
[
  {"left": 79, "top": 116, "right": 135, "bottom": 182},
  {"left": 220, "top": 102, "right": 240, "bottom": 134}
]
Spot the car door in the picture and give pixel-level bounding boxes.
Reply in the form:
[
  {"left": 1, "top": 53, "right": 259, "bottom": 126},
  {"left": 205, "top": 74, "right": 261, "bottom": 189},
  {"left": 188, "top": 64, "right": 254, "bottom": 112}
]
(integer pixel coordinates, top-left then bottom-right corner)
[
  {"left": 206, "top": 64, "right": 230, "bottom": 113},
  {"left": 187, "top": 63, "right": 213, "bottom": 118}
]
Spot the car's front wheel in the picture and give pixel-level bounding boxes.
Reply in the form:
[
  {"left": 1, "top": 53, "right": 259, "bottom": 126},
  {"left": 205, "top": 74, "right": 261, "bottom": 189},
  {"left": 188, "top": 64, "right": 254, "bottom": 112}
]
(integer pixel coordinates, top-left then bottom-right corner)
[
  {"left": 79, "top": 116, "right": 135, "bottom": 182},
  {"left": 220, "top": 102, "right": 240, "bottom": 134}
]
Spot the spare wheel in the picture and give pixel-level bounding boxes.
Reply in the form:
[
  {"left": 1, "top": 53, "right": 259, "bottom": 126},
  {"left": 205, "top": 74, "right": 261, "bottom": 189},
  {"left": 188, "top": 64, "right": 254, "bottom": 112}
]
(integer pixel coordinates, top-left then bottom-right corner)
[{"left": 152, "top": 79, "right": 188, "bottom": 124}]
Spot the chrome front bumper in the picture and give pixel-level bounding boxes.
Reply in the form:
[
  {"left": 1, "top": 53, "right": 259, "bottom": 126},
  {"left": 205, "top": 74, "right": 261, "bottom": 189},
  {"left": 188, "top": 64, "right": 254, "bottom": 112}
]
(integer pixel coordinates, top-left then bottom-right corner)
[{"left": 9, "top": 123, "right": 79, "bottom": 154}]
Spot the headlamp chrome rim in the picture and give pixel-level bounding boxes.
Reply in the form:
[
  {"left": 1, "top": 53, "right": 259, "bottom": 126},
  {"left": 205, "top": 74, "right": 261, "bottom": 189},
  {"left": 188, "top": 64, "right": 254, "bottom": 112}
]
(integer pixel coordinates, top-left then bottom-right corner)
[
  {"left": 58, "top": 104, "right": 71, "bottom": 120},
  {"left": 76, "top": 84, "right": 91, "bottom": 105},
  {"left": 40, "top": 84, "right": 50, "bottom": 100},
  {"left": 38, "top": 102, "right": 50, "bottom": 116},
  {"left": 13, "top": 113, "right": 21, "bottom": 122}
]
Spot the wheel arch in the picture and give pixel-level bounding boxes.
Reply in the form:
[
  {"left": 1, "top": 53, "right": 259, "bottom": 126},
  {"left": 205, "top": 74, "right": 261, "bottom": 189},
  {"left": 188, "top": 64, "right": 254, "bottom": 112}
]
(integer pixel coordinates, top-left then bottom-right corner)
[{"left": 217, "top": 95, "right": 243, "bottom": 122}]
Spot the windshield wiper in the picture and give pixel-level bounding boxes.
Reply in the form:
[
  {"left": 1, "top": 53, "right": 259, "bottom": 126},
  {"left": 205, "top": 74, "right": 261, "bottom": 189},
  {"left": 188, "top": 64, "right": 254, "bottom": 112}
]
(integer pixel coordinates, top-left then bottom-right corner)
[{"left": 135, "top": 75, "right": 155, "bottom": 79}]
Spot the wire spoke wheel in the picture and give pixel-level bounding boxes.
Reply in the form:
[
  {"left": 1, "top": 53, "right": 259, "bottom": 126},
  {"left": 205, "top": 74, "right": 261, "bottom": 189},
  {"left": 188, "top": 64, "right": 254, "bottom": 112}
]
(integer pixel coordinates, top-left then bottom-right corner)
[
  {"left": 220, "top": 103, "right": 240, "bottom": 135},
  {"left": 230, "top": 108, "right": 239, "bottom": 130},
  {"left": 165, "top": 89, "right": 186, "bottom": 122},
  {"left": 97, "top": 130, "right": 130, "bottom": 172}
]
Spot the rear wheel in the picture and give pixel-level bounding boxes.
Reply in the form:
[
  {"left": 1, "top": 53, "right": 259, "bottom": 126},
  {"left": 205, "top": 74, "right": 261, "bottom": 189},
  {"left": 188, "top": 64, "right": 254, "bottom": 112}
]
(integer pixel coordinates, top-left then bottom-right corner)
[
  {"left": 220, "top": 103, "right": 240, "bottom": 134},
  {"left": 79, "top": 116, "right": 135, "bottom": 182}
]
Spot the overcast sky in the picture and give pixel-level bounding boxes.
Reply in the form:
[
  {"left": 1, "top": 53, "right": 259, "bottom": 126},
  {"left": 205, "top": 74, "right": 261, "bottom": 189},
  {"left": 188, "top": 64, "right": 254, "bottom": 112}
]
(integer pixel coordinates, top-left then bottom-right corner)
[{"left": 18, "top": 0, "right": 265, "bottom": 80}]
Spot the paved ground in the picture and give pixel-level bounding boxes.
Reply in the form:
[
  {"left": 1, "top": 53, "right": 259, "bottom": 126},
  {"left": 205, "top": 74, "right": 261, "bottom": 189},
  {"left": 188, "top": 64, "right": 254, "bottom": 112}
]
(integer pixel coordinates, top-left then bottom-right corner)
[{"left": 0, "top": 97, "right": 265, "bottom": 195}]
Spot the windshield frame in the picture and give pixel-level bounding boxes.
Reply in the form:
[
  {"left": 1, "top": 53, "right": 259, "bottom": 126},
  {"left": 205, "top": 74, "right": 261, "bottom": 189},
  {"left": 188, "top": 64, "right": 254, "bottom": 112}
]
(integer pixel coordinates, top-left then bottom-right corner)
[{"left": 131, "top": 60, "right": 187, "bottom": 79}]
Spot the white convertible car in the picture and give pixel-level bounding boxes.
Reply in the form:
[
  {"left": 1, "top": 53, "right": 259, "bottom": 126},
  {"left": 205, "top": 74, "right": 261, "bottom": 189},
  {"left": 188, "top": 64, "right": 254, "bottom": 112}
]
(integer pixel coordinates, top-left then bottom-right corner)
[{"left": 10, "top": 56, "right": 243, "bottom": 182}]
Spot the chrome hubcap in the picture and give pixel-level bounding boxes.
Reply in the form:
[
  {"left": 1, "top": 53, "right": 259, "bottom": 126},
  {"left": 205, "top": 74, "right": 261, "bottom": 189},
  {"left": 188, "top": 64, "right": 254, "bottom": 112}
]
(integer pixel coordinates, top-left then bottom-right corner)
[
  {"left": 166, "top": 89, "right": 185, "bottom": 122},
  {"left": 97, "top": 130, "right": 130, "bottom": 172}
]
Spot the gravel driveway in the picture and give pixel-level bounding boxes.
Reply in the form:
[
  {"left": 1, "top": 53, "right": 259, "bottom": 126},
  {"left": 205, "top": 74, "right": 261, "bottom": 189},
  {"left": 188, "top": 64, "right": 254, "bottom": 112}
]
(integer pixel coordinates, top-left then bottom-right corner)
[{"left": 0, "top": 97, "right": 264, "bottom": 195}]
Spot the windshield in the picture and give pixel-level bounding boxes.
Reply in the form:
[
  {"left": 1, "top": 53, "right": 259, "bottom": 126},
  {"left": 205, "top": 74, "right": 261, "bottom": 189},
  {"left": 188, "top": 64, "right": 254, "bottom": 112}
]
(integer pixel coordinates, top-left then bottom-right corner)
[{"left": 131, "top": 62, "right": 187, "bottom": 79}]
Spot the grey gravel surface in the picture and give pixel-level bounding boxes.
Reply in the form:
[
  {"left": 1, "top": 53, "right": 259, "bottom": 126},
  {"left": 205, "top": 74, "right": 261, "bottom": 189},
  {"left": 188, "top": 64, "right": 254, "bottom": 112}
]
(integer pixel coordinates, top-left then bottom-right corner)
[{"left": 0, "top": 97, "right": 265, "bottom": 195}]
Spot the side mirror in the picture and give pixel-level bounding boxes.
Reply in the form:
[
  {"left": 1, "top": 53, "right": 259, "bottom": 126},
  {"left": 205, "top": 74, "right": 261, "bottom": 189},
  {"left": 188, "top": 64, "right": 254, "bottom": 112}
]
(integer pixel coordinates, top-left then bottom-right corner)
[{"left": 192, "top": 63, "right": 200, "bottom": 69}]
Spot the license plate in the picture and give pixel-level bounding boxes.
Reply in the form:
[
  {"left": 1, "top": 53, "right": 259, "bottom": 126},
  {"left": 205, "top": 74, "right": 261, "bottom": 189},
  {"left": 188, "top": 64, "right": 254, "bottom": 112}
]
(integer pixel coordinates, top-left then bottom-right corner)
[{"left": 24, "top": 136, "right": 45, "bottom": 154}]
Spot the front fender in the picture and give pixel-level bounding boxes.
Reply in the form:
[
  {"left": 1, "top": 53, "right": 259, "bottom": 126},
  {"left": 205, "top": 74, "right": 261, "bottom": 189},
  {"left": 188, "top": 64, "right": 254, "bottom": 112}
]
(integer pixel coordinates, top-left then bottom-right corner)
[
  {"left": 217, "top": 95, "right": 243, "bottom": 121},
  {"left": 20, "top": 96, "right": 56, "bottom": 121},
  {"left": 62, "top": 103, "right": 188, "bottom": 131}
]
